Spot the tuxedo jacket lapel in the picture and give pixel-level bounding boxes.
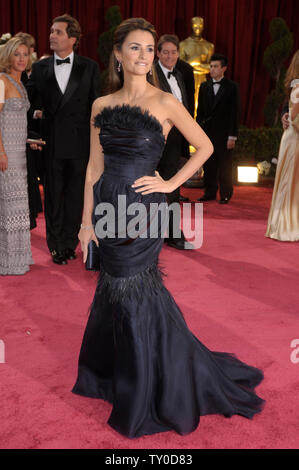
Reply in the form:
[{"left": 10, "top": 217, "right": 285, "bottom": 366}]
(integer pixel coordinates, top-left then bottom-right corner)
[
  {"left": 59, "top": 55, "right": 85, "bottom": 110},
  {"left": 155, "top": 62, "right": 172, "bottom": 93},
  {"left": 45, "top": 56, "right": 63, "bottom": 114},
  {"left": 175, "top": 71, "right": 188, "bottom": 109},
  {"left": 207, "top": 80, "right": 215, "bottom": 110}
]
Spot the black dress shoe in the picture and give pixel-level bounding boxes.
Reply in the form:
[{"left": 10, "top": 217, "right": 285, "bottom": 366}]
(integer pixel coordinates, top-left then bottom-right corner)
[
  {"left": 179, "top": 195, "right": 190, "bottom": 202},
  {"left": 197, "top": 195, "right": 216, "bottom": 202},
  {"left": 166, "top": 239, "right": 194, "bottom": 250},
  {"left": 51, "top": 250, "right": 67, "bottom": 265},
  {"left": 219, "top": 197, "right": 230, "bottom": 204},
  {"left": 64, "top": 248, "right": 77, "bottom": 260}
]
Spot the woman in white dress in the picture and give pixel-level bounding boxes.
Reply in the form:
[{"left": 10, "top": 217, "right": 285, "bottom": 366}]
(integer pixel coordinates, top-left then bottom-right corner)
[{"left": 266, "top": 50, "right": 299, "bottom": 242}]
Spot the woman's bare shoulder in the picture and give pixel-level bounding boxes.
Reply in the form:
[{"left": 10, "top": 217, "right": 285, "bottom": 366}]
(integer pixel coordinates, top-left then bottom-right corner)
[
  {"left": 92, "top": 95, "right": 109, "bottom": 111},
  {"left": 160, "top": 89, "right": 181, "bottom": 108},
  {"left": 147, "top": 87, "right": 179, "bottom": 111},
  {"left": 92, "top": 93, "right": 119, "bottom": 113},
  {"left": 149, "top": 87, "right": 180, "bottom": 109},
  {"left": 0, "top": 74, "right": 9, "bottom": 86}
]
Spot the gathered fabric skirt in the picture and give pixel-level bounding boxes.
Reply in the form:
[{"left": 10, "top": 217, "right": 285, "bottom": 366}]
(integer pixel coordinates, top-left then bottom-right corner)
[
  {"left": 72, "top": 170, "right": 264, "bottom": 438},
  {"left": 72, "top": 263, "right": 265, "bottom": 438}
]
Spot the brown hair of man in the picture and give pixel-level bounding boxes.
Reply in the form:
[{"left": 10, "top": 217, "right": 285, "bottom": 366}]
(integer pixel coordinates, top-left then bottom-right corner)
[
  {"left": 157, "top": 34, "right": 179, "bottom": 52},
  {"left": 52, "top": 13, "right": 82, "bottom": 50}
]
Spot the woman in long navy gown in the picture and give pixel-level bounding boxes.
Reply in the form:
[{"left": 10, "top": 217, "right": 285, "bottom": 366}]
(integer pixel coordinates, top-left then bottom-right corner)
[{"left": 72, "top": 18, "right": 265, "bottom": 438}]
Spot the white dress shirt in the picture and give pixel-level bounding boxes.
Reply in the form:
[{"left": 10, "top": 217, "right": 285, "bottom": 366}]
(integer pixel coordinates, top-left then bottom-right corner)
[
  {"left": 54, "top": 51, "right": 74, "bottom": 94},
  {"left": 212, "top": 76, "right": 224, "bottom": 96},
  {"left": 158, "top": 60, "right": 182, "bottom": 103}
]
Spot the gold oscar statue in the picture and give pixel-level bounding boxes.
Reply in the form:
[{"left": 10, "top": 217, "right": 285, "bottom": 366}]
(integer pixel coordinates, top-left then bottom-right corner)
[{"left": 179, "top": 17, "right": 214, "bottom": 119}]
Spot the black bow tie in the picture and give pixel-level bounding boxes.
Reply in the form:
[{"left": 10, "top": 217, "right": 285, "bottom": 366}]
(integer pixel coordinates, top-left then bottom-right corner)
[
  {"left": 168, "top": 70, "right": 177, "bottom": 79},
  {"left": 56, "top": 57, "right": 71, "bottom": 65},
  {"left": 213, "top": 80, "right": 223, "bottom": 85}
]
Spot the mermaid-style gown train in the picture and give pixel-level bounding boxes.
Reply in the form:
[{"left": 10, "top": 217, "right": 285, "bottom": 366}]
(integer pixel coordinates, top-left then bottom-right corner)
[{"left": 72, "top": 105, "right": 265, "bottom": 438}]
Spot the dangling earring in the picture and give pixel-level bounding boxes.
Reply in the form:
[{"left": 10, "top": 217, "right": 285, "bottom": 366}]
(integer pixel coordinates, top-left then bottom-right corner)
[
  {"left": 149, "top": 68, "right": 153, "bottom": 76},
  {"left": 117, "top": 61, "right": 121, "bottom": 72}
]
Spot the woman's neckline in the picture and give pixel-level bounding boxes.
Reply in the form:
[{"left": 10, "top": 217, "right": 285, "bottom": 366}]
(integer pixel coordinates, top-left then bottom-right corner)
[
  {"left": 7, "top": 74, "right": 22, "bottom": 86},
  {"left": 1, "top": 73, "right": 25, "bottom": 99}
]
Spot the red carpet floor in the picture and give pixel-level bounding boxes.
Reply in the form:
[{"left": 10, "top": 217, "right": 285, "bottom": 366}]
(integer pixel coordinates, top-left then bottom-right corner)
[{"left": 1, "top": 184, "right": 299, "bottom": 449}]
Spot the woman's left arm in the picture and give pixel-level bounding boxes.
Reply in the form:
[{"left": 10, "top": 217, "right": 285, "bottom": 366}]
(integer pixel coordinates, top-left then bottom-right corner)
[{"left": 133, "top": 94, "right": 213, "bottom": 195}]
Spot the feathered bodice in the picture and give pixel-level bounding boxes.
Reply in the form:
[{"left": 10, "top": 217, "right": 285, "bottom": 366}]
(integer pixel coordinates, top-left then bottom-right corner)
[{"left": 94, "top": 105, "right": 165, "bottom": 182}]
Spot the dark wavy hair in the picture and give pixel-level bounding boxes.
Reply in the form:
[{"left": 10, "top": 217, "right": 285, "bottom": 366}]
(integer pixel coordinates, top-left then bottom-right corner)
[
  {"left": 106, "top": 17, "right": 159, "bottom": 94},
  {"left": 211, "top": 54, "right": 228, "bottom": 68}
]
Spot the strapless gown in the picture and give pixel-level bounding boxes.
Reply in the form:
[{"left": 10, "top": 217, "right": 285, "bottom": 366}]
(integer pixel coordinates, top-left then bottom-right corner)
[{"left": 72, "top": 105, "right": 265, "bottom": 438}]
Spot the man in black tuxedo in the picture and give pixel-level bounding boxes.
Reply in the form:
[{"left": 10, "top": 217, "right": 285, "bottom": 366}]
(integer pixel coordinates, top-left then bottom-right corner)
[
  {"left": 27, "top": 14, "right": 101, "bottom": 264},
  {"left": 196, "top": 54, "right": 240, "bottom": 204},
  {"left": 154, "top": 35, "right": 193, "bottom": 250}
]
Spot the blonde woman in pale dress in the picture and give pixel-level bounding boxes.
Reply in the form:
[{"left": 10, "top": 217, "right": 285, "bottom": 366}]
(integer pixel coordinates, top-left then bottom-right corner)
[
  {"left": 266, "top": 50, "right": 299, "bottom": 241},
  {"left": 0, "top": 37, "right": 38, "bottom": 275}
]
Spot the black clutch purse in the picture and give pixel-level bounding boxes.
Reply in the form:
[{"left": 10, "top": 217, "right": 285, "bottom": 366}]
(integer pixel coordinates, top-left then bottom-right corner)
[{"left": 85, "top": 240, "right": 100, "bottom": 271}]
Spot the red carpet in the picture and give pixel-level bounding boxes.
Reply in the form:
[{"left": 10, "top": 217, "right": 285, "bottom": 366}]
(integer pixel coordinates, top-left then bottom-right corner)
[{"left": 1, "top": 185, "right": 299, "bottom": 449}]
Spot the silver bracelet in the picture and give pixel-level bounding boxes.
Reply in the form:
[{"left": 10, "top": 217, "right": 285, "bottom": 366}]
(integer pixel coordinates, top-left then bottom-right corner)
[{"left": 80, "top": 223, "right": 94, "bottom": 230}]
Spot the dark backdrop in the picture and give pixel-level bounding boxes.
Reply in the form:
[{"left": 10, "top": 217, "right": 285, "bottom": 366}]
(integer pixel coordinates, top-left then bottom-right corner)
[{"left": 1, "top": 0, "right": 299, "bottom": 127}]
